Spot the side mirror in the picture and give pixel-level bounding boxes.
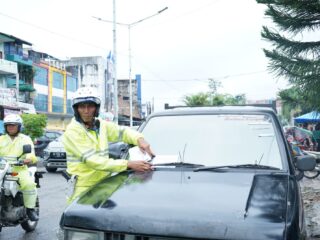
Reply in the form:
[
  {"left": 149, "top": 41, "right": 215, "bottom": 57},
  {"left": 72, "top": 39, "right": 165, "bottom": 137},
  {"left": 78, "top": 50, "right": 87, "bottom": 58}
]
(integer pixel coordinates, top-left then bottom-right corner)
[
  {"left": 23, "top": 144, "right": 32, "bottom": 154},
  {"left": 296, "top": 155, "right": 316, "bottom": 171}
]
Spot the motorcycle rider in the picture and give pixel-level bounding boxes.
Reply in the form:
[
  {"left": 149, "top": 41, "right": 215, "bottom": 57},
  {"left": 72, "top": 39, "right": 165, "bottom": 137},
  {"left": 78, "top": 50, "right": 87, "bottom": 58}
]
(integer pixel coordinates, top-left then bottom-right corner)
[
  {"left": 62, "top": 86, "right": 154, "bottom": 203},
  {"left": 0, "top": 114, "right": 39, "bottom": 221}
]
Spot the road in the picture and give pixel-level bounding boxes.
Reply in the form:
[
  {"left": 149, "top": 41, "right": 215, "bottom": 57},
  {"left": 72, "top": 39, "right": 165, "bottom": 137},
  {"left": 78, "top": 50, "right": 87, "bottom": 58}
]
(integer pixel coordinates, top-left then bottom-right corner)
[
  {"left": 301, "top": 177, "right": 320, "bottom": 239},
  {"left": 0, "top": 165, "right": 67, "bottom": 240}
]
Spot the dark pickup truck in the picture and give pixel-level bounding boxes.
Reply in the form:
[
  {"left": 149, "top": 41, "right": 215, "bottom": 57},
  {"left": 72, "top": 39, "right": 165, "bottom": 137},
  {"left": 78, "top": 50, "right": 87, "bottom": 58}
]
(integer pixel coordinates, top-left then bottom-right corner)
[{"left": 58, "top": 106, "right": 315, "bottom": 240}]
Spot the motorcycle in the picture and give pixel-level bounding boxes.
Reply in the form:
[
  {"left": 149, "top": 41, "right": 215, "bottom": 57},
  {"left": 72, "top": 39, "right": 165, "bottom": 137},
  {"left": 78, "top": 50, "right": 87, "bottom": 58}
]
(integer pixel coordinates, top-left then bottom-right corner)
[
  {"left": 301, "top": 150, "right": 320, "bottom": 179},
  {"left": 0, "top": 144, "right": 44, "bottom": 232}
]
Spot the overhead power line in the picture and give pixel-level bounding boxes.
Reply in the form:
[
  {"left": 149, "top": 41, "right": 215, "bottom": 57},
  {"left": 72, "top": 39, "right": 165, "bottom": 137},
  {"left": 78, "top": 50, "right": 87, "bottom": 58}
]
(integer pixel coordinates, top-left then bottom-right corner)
[
  {"left": 142, "top": 70, "right": 267, "bottom": 82},
  {"left": 0, "top": 12, "right": 107, "bottom": 51}
]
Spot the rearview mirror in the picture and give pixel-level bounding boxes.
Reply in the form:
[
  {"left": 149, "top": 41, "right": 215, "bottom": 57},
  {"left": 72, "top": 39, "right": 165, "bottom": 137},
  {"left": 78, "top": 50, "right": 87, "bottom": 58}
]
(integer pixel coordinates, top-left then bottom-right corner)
[
  {"left": 296, "top": 155, "right": 316, "bottom": 171},
  {"left": 23, "top": 144, "right": 32, "bottom": 154}
]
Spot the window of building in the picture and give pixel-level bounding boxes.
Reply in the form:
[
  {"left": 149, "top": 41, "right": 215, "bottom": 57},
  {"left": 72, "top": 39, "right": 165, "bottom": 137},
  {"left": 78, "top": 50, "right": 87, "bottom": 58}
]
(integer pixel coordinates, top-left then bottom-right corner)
[
  {"left": 53, "top": 72, "right": 63, "bottom": 89},
  {"left": 67, "top": 76, "right": 77, "bottom": 92},
  {"left": 67, "top": 99, "right": 73, "bottom": 114},
  {"left": 34, "top": 66, "right": 48, "bottom": 86},
  {"left": 34, "top": 94, "right": 48, "bottom": 112},
  {"left": 52, "top": 96, "right": 63, "bottom": 113}
]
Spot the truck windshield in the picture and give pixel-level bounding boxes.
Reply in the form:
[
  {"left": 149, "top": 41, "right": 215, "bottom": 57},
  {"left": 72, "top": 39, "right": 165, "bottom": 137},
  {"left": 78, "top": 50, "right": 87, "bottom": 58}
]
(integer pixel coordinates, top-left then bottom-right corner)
[{"left": 141, "top": 114, "right": 283, "bottom": 170}]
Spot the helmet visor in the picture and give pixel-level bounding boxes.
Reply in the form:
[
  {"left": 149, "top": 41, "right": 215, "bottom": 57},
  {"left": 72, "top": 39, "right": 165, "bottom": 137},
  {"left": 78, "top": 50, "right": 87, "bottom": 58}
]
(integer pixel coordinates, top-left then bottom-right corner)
[{"left": 72, "top": 97, "right": 101, "bottom": 107}]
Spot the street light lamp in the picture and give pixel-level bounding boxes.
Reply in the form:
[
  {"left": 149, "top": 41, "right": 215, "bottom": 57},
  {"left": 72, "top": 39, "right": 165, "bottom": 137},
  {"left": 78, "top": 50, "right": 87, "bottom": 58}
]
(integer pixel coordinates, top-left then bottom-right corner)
[{"left": 93, "top": 6, "right": 168, "bottom": 126}]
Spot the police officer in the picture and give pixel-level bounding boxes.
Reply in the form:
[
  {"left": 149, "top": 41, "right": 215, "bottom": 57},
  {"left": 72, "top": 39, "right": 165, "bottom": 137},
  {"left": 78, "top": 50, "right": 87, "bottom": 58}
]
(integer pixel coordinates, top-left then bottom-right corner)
[
  {"left": 0, "top": 114, "right": 38, "bottom": 221},
  {"left": 62, "top": 87, "right": 154, "bottom": 203}
]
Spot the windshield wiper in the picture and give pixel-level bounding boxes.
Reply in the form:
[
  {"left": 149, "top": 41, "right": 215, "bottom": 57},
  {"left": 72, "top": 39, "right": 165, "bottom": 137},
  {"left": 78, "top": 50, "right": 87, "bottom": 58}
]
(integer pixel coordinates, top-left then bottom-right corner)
[
  {"left": 153, "top": 162, "right": 204, "bottom": 168},
  {"left": 194, "top": 164, "right": 280, "bottom": 172}
]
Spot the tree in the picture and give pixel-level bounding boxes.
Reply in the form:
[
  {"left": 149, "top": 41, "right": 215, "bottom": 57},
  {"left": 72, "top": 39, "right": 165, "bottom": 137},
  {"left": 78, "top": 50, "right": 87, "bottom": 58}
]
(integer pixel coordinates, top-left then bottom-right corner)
[
  {"left": 208, "top": 78, "right": 221, "bottom": 95},
  {"left": 224, "top": 94, "right": 246, "bottom": 105},
  {"left": 278, "top": 87, "right": 301, "bottom": 123},
  {"left": 183, "top": 93, "right": 210, "bottom": 106},
  {"left": 256, "top": 0, "right": 320, "bottom": 109},
  {"left": 21, "top": 114, "right": 47, "bottom": 140},
  {"left": 182, "top": 92, "right": 246, "bottom": 107},
  {"left": 183, "top": 78, "right": 246, "bottom": 107}
]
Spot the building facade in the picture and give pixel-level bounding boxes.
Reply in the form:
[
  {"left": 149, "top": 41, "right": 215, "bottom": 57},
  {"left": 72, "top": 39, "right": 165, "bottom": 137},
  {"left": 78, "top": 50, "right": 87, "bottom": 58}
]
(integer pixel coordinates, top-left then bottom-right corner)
[
  {"left": 0, "top": 31, "right": 144, "bottom": 129},
  {"left": 30, "top": 51, "right": 78, "bottom": 130},
  {"left": 0, "top": 32, "right": 35, "bottom": 117},
  {"left": 64, "top": 56, "right": 110, "bottom": 113},
  {"left": 117, "top": 74, "right": 143, "bottom": 125}
]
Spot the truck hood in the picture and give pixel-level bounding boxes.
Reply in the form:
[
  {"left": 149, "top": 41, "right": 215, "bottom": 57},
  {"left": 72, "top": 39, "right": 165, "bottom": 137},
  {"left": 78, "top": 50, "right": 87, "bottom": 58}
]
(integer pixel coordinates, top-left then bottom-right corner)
[{"left": 61, "top": 169, "right": 290, "bottom": 239}]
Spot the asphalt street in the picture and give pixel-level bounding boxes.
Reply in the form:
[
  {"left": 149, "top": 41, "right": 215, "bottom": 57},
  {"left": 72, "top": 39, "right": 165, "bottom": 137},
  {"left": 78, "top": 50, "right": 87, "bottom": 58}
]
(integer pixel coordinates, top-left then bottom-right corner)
[{"left": 301, "top": 177, "right": 320, "bottom": 239}]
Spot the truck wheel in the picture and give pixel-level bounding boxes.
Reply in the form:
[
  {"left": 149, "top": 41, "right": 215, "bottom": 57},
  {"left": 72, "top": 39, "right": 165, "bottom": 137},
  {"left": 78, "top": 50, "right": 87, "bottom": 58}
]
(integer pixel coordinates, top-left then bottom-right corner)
[
  {"left": 46, "top": 167, "right": 57, "bottom": 173},
  {"left": 21, "top": 197, "right": 39, "bottom": 232}
]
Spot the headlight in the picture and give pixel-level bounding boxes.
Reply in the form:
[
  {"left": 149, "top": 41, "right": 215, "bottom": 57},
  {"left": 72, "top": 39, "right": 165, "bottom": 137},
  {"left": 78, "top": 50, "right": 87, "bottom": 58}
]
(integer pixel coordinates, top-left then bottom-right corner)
[
  {"left": 43, "top": 151, "right": 50, "bottom": 159},
  {"left": 59, "top": 227, "right": 104, "bottom": 240}
]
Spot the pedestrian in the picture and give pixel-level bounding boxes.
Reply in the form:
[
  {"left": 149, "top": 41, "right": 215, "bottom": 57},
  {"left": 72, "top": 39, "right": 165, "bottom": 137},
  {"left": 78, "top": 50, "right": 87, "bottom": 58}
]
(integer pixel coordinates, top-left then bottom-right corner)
[
  {"left": 62, "top": 86, "right": 154, "bottom": 203},
  {"left": 313, "top": 123, "right": 320, "bottom": 151},
  {"left": 0, "top": 114, "right": 39, "bottom": 221}
]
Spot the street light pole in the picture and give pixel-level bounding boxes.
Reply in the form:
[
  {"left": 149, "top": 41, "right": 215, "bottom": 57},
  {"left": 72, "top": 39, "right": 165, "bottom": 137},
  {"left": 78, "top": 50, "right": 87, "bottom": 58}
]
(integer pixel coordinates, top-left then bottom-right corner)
[
  {"left": 93, "top": 6, "right": 168, "bottom": 127},
  {"left": 128, "top": 25, "right": 132, "bottom": 127},
  {"left": 112, "top": 0, "right": 118, "bottom": 124}
]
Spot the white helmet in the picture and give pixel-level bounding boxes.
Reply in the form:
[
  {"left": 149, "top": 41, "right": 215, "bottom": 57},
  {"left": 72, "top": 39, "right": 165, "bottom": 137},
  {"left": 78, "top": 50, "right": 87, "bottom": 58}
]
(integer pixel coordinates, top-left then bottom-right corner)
[
  {"left": 72, "top": 87, "right": 101, "bottom": 107},
  {"left": 4, "top": 114, "right": 23, "bottom": 134},
  {"left": 72, "top": 87, "right": 101, "bottom": 118},
  {"left": 4, "top": 114, "right": 23, "bottom": 126}
]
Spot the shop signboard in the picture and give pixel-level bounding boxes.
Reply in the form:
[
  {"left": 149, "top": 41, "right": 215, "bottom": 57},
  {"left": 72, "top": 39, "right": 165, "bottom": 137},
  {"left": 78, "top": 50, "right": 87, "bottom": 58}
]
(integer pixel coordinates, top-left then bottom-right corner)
[{"left": 0, "top": 88, "right": 18, "bottom": 107}]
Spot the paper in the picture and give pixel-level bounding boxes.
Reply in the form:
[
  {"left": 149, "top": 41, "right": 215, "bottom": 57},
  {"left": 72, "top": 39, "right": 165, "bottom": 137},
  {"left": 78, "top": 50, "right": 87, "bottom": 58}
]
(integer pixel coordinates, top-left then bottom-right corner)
[
  {"left": 151, "top": 155, "right": 179, "bottom": 165},
  {"left": 128, "top": 146, "right": 152, "bottom": 161}
]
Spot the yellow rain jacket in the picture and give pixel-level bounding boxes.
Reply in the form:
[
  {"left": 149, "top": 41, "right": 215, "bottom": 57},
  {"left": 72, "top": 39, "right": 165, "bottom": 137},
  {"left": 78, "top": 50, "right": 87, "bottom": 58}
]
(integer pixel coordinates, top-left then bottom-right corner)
[
  {"left": 62, "top": 118, "right": 143, "bottom": 201},
  {"left": 0, "top": 133, "right": 38, "bottom": 208}
]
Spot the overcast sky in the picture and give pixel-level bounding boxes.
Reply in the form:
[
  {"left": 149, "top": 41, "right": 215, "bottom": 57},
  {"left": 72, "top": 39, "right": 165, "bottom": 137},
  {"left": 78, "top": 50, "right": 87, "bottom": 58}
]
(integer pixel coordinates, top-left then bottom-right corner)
[{"left": 0, "top": 0, "right": 290, "bottom": 111}]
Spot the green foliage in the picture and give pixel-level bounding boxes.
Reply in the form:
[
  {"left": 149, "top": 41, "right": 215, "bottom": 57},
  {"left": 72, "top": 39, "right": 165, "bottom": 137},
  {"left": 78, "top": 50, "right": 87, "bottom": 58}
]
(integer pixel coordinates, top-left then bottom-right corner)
[
  {"left": 223, "top": 94, "right": 246, "bottom": 105},
  {"left": 277, "top": 86, "right": 315, "bottom": 122},
  {"left": 182, "top": 79, "right": 246, "bottom": 107},
  {"left": 211, "top": 94, "right": 225, "bottom": 106},
  {"left": 183, "top": 92, "right": 246, "bottom": 107},
  {"left": 257, "top": 0, "right": 320, "bottom": 110},
  {"left": 183, "top": 93, "right": 210, "bottom": 106},
  {"left": 21, "top": 114, "right": 47, "bottom": 140}
]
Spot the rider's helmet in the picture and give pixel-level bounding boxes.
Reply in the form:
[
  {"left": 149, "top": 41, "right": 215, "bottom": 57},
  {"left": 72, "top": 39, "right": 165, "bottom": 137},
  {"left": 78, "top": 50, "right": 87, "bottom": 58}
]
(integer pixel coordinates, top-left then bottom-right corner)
[
  {"left": 3, "top": 114, "right": 23, "bottom": 134},
  {"left": 72, "top": 86, "right": 101, "bottom": 120}
]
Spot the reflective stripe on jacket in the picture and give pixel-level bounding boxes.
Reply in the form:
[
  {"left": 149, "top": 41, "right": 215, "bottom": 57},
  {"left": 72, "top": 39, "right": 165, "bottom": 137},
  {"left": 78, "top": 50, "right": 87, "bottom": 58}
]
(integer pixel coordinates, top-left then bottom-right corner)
[
  {"left": 0, "top": 133, "right": 37, "bottom": 167},
  {"left": 62, "top": 118, "right": 144, "bottom": 187}
]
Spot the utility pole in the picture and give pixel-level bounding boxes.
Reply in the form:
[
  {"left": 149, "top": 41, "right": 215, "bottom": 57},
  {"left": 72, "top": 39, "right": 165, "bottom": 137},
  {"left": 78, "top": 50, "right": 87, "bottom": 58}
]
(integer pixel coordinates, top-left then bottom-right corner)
[
  {"left": 112, "top": 0, "right": 118, "bottom": 124},
  {"left": 93, "top": 6, "right": 168, "bottom": 126}
]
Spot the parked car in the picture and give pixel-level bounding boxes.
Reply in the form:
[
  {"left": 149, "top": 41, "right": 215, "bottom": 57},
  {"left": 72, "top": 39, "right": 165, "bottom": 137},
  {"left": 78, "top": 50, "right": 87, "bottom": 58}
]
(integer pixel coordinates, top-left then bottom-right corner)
[
  {"left": 34, "top": 130, "right": 63, "bottom": 157},
  {"left": 43, "top": 136, "right": 129, "bottom": 173},
  {"left": 58, "top": 106, "right": 316, "bottom": 240}
]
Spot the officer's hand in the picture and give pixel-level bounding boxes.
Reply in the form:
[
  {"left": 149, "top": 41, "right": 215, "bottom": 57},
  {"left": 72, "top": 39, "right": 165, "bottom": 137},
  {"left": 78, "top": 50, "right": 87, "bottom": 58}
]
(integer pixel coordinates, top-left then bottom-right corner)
[
  {"left": 23, "top": 159, "right": 32, "bottom": 165},
  {"left": 137, "top": 138, "right": 155, "bottom": 158},
  {"left": 127, "top": 160, "right": 153, "bottom": 172}
]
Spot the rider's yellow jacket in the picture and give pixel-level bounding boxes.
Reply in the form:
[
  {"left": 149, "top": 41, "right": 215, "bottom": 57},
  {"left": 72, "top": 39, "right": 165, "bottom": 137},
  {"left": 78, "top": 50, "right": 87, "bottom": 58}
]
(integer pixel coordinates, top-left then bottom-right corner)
[
  {"left": 0, "top": 133, "right": 37, "bottom": 166},
  {"left": 62, "top": 118, "right": 144, "bottom": 187}
]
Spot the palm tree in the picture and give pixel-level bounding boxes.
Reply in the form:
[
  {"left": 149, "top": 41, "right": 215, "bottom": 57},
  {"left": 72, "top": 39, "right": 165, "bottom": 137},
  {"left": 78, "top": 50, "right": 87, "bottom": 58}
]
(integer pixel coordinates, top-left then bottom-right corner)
[{"left": 183, "top": 93, "right": 210, "bottom": 106}]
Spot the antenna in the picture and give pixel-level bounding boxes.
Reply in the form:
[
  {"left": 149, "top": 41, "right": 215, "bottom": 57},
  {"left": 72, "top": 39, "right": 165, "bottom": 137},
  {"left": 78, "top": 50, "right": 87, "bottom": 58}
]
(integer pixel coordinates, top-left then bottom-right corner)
[
  {"left": 181, "top": 143, "right": 187, "bottom": 163},
  {"left": 257, "top": 153, "right": 264, "bottom": 165}
]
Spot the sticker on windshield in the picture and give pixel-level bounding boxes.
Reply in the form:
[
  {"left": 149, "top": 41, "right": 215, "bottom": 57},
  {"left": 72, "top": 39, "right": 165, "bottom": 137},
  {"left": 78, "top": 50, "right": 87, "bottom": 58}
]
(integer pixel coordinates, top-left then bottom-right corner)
[{"left": 220, "top": 115, "right": 269, "bottom": 122}]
